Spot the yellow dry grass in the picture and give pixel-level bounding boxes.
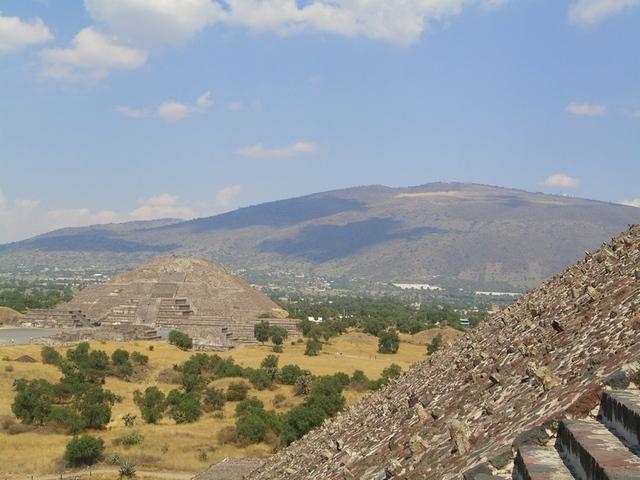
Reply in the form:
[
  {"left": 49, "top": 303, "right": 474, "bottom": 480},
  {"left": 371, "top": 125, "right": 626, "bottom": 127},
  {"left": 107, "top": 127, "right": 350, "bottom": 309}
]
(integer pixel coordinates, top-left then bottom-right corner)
[
  {"left": 0, "top": 330, "right": 432, "bottom": 475},
  {"left": 0, "top": 306, "right": 22, "bottom": 326}
]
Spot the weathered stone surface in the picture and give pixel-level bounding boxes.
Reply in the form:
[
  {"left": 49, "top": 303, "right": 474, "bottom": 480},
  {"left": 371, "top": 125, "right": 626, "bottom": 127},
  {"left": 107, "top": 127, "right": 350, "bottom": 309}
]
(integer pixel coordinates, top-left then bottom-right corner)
[
  {"left": 248, "top": 226, "right": 640, "bottom": 480},
  {"left": 21, "top": 256, "right": 296, "bottom": 348}
]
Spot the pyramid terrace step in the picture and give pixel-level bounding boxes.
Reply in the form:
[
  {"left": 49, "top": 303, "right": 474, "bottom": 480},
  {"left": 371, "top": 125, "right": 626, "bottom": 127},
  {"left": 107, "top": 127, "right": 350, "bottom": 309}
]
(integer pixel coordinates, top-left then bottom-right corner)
[
  {"left": 558, "top": 419, "right": 640, "bottom": 480},
  {"left": 600, "top": 390, "right": 640, "bottom": 451},
  {"left": 514, "top": 446, "right": 574, "bottom": 480}
]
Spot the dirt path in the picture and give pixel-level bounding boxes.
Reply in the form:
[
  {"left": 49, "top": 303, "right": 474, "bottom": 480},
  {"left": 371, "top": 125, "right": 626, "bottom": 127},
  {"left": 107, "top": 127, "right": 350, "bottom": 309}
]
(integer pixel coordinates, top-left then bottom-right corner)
[{"left": 4, "top": 467, "right": 195, "bottom": 480}]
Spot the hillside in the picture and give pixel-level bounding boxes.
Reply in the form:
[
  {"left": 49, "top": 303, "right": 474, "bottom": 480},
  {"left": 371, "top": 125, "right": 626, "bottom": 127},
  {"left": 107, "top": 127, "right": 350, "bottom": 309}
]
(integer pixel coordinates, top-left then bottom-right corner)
[
  {"left": 2, "top": 183, "right": 639, "bottom": 291},
  {"left": 246, "top": 224, "right": 640, "bottom": 479},
  {"left": 0, "top": 307, "right": 21, "bottom": 326}
]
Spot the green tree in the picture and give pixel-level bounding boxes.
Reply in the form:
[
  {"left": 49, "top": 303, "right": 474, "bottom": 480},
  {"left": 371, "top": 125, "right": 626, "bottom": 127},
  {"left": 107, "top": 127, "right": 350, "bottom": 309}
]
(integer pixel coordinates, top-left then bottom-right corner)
[
  {"left": 64, "top": 435, "right": 104, "bottom": 467},
  {"left": 427, "top": 333, "right": 443, "bottom": 355},
  {"left": 235, "top": 397, "right": 264, "bottom": 417},
  {"left": 11, "top": 378, "right": 55, "bottom": 424},
  {"left": 304, "top": 338, "right": 322, "bottom": 356},
  {"left": 133, "top": 386, "right": 166, "bottom": 424},
  {"left": 254, "top": 321, "right": 271, "bottom": 344},
  {"left": 41, "top": 346, "right": 62, "bottom": 365},
  {"left": 166, "top": 390, "right": 202, "bottom": 424},
  {"left": 278, "top": 364, "right": 308, "bottom": 385},
  {"left": 235, "top": 413, "right": 268, "bottom": 443},
  {"left": 131, "top": 351, "right": 149, "bottom": 366},
  {"left": 377, "top": 329, "right": 400, "bottom": 354},
  {"left": 168, "top": 330, "right": 193, "bottom": 350},
  {"left": 248, "top": 369, "right": 273, "bottom": 390},
  {"left": 269, "top": 326, "right": 288, "bottom": 346},
  {"left": 202, "top": 387, "right": 226, "bottom": 412},
  {"left": 260, "top": 355, "right": 279, "bottom": 370},
  {"left": 48, "top": 406, "right": 84, "bottom": 434}
]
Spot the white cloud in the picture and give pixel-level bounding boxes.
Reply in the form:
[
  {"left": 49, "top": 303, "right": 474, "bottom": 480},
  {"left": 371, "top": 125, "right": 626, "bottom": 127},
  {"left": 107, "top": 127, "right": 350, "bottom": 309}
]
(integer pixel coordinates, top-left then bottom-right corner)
[
  {"left": 621, "top": 199, "right": 640, "bottom": 208},
  {"left": 0, "top": 15, "right": 53, "bottom": 54},
  {"left": 235, "top": 141, "right": 319, "bottom": 159},
  {"left": 626, "top": 110, "right": 640, "bottom": 119},
  {"left": 84, "top": 0, "right": 226, "bottom": 47},
  {"left": 215, "top": 185, "right": 241, "bottom": 208},
  {"left": 569, "top": 0, "right": 640, "bottom": 26},
  {"left": 565, "top": 102, "right": 607, "bottom": 117},
  {"left": 227, "top": 101, "right": 244, "bottom": 112},
  {"left": 40, "top": 27, "right": 147, "bottom": 80},
  {"left": 129, "top": 194, "right": 195, "bottom": 220},
  {"left": 541, "top": 173, "right": 581, "bottom": 189},
  {"left": 116, "top": 91, "right": 211, "bottom": 122},
  {"left": 84, "top": 0, "right": 510, "bottom": 47}
]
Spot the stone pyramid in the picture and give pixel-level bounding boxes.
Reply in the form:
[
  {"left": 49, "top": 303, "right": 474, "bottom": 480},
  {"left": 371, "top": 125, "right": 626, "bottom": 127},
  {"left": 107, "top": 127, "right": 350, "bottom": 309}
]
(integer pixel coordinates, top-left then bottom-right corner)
[
  {"left": 21, "top": 256, "right": 294, "bottom": 347},
  {"left": 248, "top": 225, "right": 640, "bottom": 479}
]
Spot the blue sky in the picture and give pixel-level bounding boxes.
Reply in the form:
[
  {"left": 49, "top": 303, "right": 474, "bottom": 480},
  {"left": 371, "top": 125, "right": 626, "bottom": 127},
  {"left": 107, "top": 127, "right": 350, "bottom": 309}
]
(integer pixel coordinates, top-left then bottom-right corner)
[{"left": 0, "top": 0, "right": 639, "bottom": 243}]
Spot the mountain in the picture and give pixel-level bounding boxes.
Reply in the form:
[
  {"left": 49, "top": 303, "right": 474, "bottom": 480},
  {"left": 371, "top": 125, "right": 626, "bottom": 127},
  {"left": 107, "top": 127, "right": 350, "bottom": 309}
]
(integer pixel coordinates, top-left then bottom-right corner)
[
  {"left": 245, "top": 224, "right": 640, "bottom": 479},
  {"left": 1, "top": 183, "right": 639, "bottom": 291}
]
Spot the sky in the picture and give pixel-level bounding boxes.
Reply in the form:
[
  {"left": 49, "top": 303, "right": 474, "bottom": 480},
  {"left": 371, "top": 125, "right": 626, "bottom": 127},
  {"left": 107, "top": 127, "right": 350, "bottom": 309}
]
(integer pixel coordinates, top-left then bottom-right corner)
[{"left": 0, "top": 0, "right": 639, "bottom": 243}]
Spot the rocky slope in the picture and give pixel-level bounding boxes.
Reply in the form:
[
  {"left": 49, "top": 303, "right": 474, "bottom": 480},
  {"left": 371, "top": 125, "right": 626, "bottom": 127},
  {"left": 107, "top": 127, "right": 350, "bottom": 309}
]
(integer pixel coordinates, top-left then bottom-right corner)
[
  {"left": 249, "top": 224, "right": 640, "bottom": 479},
  {"left": 2, "top": 183, "right": 640, "bottom": 291}
]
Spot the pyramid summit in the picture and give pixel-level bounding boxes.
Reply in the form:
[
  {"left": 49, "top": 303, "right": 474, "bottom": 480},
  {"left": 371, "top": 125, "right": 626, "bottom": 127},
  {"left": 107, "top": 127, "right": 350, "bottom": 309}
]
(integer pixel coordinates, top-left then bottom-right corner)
[{"left": 20, "top": 256, "right": 294, "bottom": 348}]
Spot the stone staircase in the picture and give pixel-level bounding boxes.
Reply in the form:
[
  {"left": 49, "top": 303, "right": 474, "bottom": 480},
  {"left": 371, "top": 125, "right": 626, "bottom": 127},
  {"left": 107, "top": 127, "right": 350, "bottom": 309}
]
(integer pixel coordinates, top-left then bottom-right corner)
[
  {"left": 510, "top": 388, "right": 640, "bottom": 480},
  {"left": 21, "top": 308, "right": 92, "bottom": 328}
]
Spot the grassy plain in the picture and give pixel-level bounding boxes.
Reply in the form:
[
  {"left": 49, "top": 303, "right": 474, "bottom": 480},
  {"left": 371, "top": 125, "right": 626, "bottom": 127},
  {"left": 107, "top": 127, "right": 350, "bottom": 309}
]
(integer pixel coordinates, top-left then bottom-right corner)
[{"left": 0, "top": 330, "right": 433, "bottom": 476}]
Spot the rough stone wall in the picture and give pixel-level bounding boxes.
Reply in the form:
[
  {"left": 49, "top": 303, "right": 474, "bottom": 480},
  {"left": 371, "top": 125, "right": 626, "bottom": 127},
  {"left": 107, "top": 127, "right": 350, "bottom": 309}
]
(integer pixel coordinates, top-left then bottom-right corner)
[{"left": 251, "top": 225, "right": 640, "bottom": 480}]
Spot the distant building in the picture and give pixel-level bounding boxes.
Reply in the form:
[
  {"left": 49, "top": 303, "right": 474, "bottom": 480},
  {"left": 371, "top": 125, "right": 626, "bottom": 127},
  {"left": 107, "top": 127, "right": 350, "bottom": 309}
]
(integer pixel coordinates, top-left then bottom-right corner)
[{"left": 459, "top": 318, "right": 470, "bottom": 327}]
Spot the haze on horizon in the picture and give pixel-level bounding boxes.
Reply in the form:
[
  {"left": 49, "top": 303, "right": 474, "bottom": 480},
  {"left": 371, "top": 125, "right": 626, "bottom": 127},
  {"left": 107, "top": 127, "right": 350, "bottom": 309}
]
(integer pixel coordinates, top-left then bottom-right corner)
[{"left": 1, "top": 0, "right": 639, "bottom": 244}]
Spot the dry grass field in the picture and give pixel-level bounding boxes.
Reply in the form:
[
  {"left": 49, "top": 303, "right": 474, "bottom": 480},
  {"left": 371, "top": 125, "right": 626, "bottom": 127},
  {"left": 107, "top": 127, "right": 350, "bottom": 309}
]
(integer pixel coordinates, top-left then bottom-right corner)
[{"left": 0, "top": 330, "right": 432, "bottom": 476}]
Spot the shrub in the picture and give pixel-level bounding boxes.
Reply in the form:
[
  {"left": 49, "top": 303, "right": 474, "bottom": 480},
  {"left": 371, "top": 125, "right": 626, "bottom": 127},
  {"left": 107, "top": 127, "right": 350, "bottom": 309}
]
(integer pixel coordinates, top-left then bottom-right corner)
[
  {"left": 41, "top": 346, "right": 62, "bottom": 365},
  {"left": 269, "top": 326, "right": 288, "bottom": 346},
  {"left": 261, "top": 355, "right": 279, "bottom": 370},
  {"left": 111, "top": 349, "right": 133, "bottom": 377},
  {"left": 226, "top": 381, "right": 249, "bottom": 401},
  {"left": 377, "top": 329, "right": 400, "bottom": 354},
  {"left": 122, "top": 413, "right": 136, "bottom": 427},
  {"left": 107, "top": 452, "right": 120, "bottom": 465},
  {"left": 202, "top": 387, "right": 226, "bottom": 412},
  {"left": 427, "top": 333, "right": 443, "bottom": 355},
  {"left": 11, "top": 378, "right": 55, "bottom": 424},
  {"left": 119, "top": 461, "right": 136, "bottom": 478},
  {"left": 217, "top": 426, "right": 237, "bottom": 445},
  {"left": 236, "top": 413, "right": 268, "bottom": 443},
  {"left": 235, "top": 397, "right": 264, "bottom": 417},
  {"left": 272, "top": 345, "right": 283, "bottom": 353},
  {"left": 131, "top": 351, "right": 149, "bottom": 366},
  {"left": 168, "top": 330, "right": 193, "bottom": 350},
  {"left": 133, "top": 386, "right": 166, "bottom": 424},
  {"left": 249, "top": 369, "right": 273, "bottom": 390},
  {"left": 114, "top": 431, "right": 144, "bottom": 447},
  {"left": 350, "top": 370, "right": 372, "bottom": 391},
  {"left": 148, "top": 345, "right": 154, "bottom": 351},
  {"left": 166, "top": 390, "right": 202, "bottom": 424},
  {"left": 64, "top": 435, "right": 104, "bottom": 467},
  {"left": 4, "top": 365, "right": 13, "bottom": 372},
  {"left": 198, "top": 450, "right": 208, "bottom": 462},
  {"left": 48, "top": 406, "right": 84, "bottom": 434},
  {"left": 293, "top": 375, "right": 314, "bottom": 396},
  {"left": 304, "top": 338, "right": 322, "bottom": 356},
  {"left": 254, "top": 321, "right": 270, "bottom": 344},
  {"left": 279, "top": 364, "right": 308, "bottom": 385}
]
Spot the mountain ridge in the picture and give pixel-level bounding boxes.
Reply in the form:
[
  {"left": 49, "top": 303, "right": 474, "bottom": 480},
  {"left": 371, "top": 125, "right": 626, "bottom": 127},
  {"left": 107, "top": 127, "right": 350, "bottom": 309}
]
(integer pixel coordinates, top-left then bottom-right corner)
[{"left": 2, "top": 183, "right": 639, "bottom": 291}]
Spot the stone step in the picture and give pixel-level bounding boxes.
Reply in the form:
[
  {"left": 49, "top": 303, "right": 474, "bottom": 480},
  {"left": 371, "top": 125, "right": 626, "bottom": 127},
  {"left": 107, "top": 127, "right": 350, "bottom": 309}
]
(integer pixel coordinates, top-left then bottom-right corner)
[
  {"left": 513, "top": 445, "right": 575, "bottom": 480},
  {"left": 600, "top": 390, "right": 640, "bottom": 451},
  {"left": 557, "top": 419, "right": 640, "bottom": 480}
]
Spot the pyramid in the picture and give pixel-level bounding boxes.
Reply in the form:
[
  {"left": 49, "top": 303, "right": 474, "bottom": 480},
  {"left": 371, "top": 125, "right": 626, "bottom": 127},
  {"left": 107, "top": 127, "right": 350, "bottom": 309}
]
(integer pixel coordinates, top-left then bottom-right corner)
[
  {"left": 247, "top": 225, "right": 640, "bottom": 479},
  {"left": 21, "top": 256, "right": 294, "bottom": 348}
]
